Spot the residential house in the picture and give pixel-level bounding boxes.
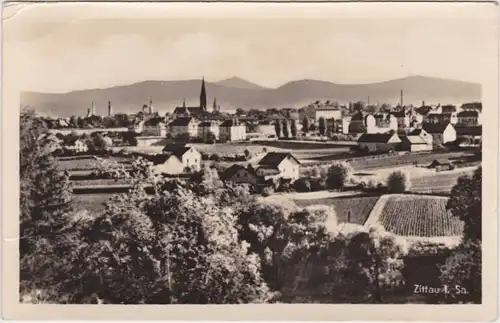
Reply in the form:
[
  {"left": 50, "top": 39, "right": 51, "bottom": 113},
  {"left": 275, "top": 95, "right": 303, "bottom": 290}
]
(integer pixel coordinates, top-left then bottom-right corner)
[
  {"left": 255, "top": 121, "right": 276, "bottom": 137},
  {"left": 365, "top": 113, "right": 398, "bottom": 134},
  {"left": 255, "top": 152, "right": 301, "bottom": 181},
  {"left": 314, "top": 106, "right": 342, "bottom": 122},
  {"left": 222, "top": 164, "right": 260, "bottom": 186},
  {"left": 142, "top": 118, "right": 168, "bottom": 137},
  {"left": 428, "top": 159, "right": 453, "bottom": 171},
  {"left": 169, "top": 117, "right": 199, "bottom": 138},
  {"left": 155, "top": 144, "right": 202, "bottom": 175},
  {"left": 422, "top": 123, "right": 457, "bottom": 147},
  {"left": 65, "top": 138, "right": 89, "bottom": 153},
  {"left": 424, "top": 113, "right": 458, "bottom": 125},
  {"left": 128, "top": 119, "right": 145, "bottom": 134},
  {"left": 457, "top": 110, "right": 479, "bottom": 126},
  {"left": 341, "top": 116, "right": 352, "bottom": 134},
  {"left": 408, "top": 128, "right": 434, "bottom": 147},
  {"left": 356, "top": 133, "right": 402, "bottom": 153},
  {"left": 219, "top": 118, "right": 246, "bottom": 142},
  {"left": 347, "top": 112, "right": 366, "bottom": 134},
  {"left": 390, "top": 111, "right": 410, "bottom": 128},
  {"left": 399, "top": 135, "right": 432, "bottom": 152},
  {"left": 455, "top": 125, "right": 482, "bottom": 146},
  {"left": 198, "top": 121, "right": 220, "bottom": 141}
]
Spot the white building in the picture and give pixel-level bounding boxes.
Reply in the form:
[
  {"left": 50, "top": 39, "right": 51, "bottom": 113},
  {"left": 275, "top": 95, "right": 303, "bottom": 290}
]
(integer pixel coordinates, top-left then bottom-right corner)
[
  {"left": 421, "top": 123, "right": 457, "bottom": 148},
  {"left": 155, "top": 145, "right": 202, "bottom": 175},
  {"left": 169, "top": 117, "right": 199, "bottom": 138},
  {"left": 365, "top": 114, "right": 398, "bottom": 134},
  {"left": 219, "top": 118, "right": 246, "bottom": 142},
  {"left": 198, "top": 121, "right": 220, "bottom": 141},
  {"left": 255, "top": 152, "right": 301, "bottom": 181},
  {"left": 314, "top": 107, "right": 342, "bottom": 122}
]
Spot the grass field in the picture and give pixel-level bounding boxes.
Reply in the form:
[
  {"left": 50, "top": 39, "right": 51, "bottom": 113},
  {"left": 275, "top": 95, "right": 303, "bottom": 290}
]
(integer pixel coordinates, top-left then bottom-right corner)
[
  {"left": 72, "top": 193, "right": 114, "bottom": 213},
  {"left": 348, "top": 151, "right": 472, "bottom": 171},
  {"left": 378, "top": 195, "right": 464, "bottom": 237},
  {"left": 410, "top": 169, "right": 475, "bottom": 194},
  {"left": 58, "top": 156, "right": 130, "bottom": 171},
  {"left": 294, "top": 196, "right": 380, "bottom": 225}
]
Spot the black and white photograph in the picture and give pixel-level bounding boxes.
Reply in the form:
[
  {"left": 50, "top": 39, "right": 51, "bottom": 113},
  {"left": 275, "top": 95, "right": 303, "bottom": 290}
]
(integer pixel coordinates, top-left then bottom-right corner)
[{"left": 2, "top": 1, "right": 498, "bottom": 319}]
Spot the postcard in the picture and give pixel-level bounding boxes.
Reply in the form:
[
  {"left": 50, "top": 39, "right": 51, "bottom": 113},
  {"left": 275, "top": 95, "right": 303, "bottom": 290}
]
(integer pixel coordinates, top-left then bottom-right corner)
[{"left": 2, "top": 1, "right": 498, "bottom": 321}]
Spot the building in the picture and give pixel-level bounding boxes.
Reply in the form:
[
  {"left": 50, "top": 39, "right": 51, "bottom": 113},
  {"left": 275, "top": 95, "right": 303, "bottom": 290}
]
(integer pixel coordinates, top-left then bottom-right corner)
[
  {"left": 169, "top": 117, "right": 199, "bottom": 138},
  {"left": 198, "top": 121, "right": 220, "bottom": 141},
  {"left": 365, "top": 113, "right": 398, "bottom": 134},
  {"left": 408, "top": 128, "right": 434, "bottom": 147},
  {"left": 142, "top": 118, "right": 168, "bottom": 137},
  {"left": 357, "top": 133, "right": 401, "bottom": 153},
  {"left": 255, "top": 121, "right": 276, "bottom": 137},
  {"left": 456, "top": 110, "right": 479, "bottom": 126},
  {"left": 222, "top": 164, "right": 260, "bottom": 186},
  {"left": 424, "top": 112, "right": 458, "bottom": 125},
  {"left": 128, "top": 120, "right": 145, "bottom": 134},
  {"left": 314, "top": 107, "right": 342, "bottom": 122},
  {"left": 65, "top": 138, "right": 89, "bottom": 153},
  {"left": 219, "top": 118, "right": 246, "bottom": 142},
  {"left": 390, "top": 111, "right": 410, "bottom": 128},
  {"left": 455, "top": 125, "right": 482, "bottom": 146},
  {"left": 155, "top": 144, "right": 202, "bottom": 175},
  {"left": 422, "top": 123, "right": 457, "bottom": 147},
  {"left": 399, "top": 135, "right": 432, "bottom": 152},
  {"left": 173, "top": 78, "right": 208, "bottom": 119},
  {"left": 428, "top": 159, "right": 453, "bottom": 171},
  {"left": 347, "top": 112, "right": 366, "bottom": 134},
  {"left": 255, "top": 152, "right": 301, "bottom": 181}
]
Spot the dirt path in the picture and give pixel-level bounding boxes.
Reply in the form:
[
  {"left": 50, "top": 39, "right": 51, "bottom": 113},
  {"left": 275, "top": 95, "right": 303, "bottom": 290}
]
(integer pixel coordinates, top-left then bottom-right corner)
[{"left": 363, "top": 194, "right": 391, "bottom": 226}]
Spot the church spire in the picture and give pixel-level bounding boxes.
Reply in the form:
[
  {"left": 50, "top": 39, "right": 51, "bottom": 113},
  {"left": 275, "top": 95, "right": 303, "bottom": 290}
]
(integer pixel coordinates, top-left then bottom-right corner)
[
  {"left": 213, "top": 97, "right": 217, "bottom": 112},
  {"left": 200, "top": 77, "right": 207, "bottom": 112}
]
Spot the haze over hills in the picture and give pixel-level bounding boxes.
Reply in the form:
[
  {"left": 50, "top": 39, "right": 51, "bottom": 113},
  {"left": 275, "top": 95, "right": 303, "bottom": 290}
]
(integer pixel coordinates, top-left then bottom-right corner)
[{"left": 21, "top": 75, "right": 482, "bottom": 117}]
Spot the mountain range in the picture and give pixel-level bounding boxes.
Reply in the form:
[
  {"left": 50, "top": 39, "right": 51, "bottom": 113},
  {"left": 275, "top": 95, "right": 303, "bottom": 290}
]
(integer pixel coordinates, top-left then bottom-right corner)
[{"left": 21, "top": 75, "right": 482, "bottom": 117}]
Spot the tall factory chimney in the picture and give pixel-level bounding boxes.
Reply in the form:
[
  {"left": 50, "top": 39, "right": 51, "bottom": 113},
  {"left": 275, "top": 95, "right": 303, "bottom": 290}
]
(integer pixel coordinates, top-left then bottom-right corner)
[
  {"left": 400, "top": 90, "right": 404, "bottom": 107},
  {"left": 108, "top": 101, "right": 112, "bottom": 116}
]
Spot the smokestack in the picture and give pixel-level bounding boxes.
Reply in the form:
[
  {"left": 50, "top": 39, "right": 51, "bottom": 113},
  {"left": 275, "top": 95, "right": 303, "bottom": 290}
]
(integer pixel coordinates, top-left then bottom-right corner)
[
  {"left": 91, "top": 102, "right": 96, "bottom": 116},
  {"left": 149, "top": 98, "right": 153, "bottom": 114},
  {"left": 368, "top": 96, "right": 370, "bottom": 106},
  {"left": 400, "top": 90, "right": 404, "bottom": 107}
]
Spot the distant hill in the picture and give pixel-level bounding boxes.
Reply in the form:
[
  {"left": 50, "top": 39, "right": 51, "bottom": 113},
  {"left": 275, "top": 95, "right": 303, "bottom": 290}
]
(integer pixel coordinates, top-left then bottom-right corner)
[
  {"left": 215, "top": 77, "right": 269, "bottom": 90},
  {"left": 21, "top": 75, "right": 481, "bottom": 117}
]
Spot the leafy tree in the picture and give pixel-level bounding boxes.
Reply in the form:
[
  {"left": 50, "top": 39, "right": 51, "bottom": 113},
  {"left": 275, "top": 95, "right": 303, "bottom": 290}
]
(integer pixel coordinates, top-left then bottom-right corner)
[
  {"left": 69, "top": 116, "right": 79, "bottom": 128},
  {"left": 290, "top": 119, "right": 297, "bottom": 138},
  {"left": 282, "top": 119, "right": 289, "bottom": 139},
  {"left": 244, "top": 149, "right": 251, "bottom": 160},
  {"left": 386, "top": 170, "right": 411, "bottom": 193},
  {"left": 345, "top": 226, "right": 405, "bottom": 303},
  {"left": 205, "top": 131, "right": 217, "bottom": 143},
  {"left": 318, "top": 117, "right": 326, "bottom": 136},
  {"left": 236, "top": 108, "right": 246, "bottom": 116},
  {"left": 19, "top": 108, "right": 74, "bottom": 297},
  {"left": 326, "top": 162, "right": 353, "bottom": 190},
  {"left": 302, "top": 117, "right": 309, "bottom": 134},
  {"left": 86, "top": 132, "right": 109, "bottom": 152},
  {"left": 447, "top": 166, "right": 481, "bottom": 241},
  {"left": 274, "top": 120, "right": 281, "bottom": 138},
  {"left": 439, "top": 239, "right": 481, "bottom": 304}
]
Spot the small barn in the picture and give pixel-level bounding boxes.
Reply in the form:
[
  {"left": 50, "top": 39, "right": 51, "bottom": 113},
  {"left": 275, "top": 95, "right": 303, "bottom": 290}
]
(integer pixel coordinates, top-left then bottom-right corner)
[{"left": 428, "top": 159, "right": 453, "bottom": 171}]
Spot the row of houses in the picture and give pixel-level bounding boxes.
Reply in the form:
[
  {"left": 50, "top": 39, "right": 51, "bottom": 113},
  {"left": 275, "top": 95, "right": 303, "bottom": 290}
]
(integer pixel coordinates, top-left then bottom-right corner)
[
  {"left": 357, "top": 122, "right": 482, "bottom": 153},
  {"left": 131, "top": 117, "right": 247, "bottom": 142},
  {"left": 156, "top": 144, "right": 301, "bottom": 184}
]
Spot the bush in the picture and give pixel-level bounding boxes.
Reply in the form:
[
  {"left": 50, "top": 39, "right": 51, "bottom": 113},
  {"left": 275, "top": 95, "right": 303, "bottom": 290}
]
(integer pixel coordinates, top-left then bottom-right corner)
[
  {"left": 386, "top": 170, "right": 411, "bottom": 193},
  {"left": 326, "top": 162, "right": 353, "bottom": 190},
  {"left": 293, "top": 178, "right": 312, "bottom": 192},
  {"left": 262, "top": 186, "right": 274, "bottom": 197}
]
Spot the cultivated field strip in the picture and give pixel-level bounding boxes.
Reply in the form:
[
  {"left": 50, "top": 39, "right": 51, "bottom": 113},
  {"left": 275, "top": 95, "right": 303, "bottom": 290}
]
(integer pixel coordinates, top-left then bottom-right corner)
[
  {"left": 378, "top": 194, "right": 464, "bottom": 237},
  {"left": 295, "top": 196, "right": 380, "bottom": 225}
]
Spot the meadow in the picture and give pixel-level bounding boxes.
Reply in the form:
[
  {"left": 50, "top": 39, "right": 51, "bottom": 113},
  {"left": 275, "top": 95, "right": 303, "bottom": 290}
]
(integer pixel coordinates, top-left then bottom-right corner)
[{"left": 378, "top": 195, "right": 464, "bottom": 237}]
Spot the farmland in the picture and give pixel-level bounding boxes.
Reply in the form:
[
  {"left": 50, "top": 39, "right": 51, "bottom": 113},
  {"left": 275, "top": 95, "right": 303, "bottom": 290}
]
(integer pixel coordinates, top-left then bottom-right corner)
[
  {"left": 378, "top": 195, "right": 464, "bottom": 237},
  {"left": 294, "top": 196, "right": 380, "bottom": 225}
]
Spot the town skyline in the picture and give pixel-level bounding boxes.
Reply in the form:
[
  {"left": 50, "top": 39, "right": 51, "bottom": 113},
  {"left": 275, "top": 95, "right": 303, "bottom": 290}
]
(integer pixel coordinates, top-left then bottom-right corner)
[{"left": 4, "top": 3, "right": 495, "bottom": 93}]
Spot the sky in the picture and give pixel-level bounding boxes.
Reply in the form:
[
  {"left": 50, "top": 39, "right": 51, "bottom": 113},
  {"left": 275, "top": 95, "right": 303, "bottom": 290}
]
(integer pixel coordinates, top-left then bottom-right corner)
[{"left": 3, "top": 2, "right": 498, "bottom": 93}]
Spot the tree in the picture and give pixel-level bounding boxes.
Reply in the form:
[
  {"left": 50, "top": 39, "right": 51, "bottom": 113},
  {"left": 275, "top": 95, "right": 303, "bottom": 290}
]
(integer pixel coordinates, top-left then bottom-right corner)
[
  {"left": 236, "top": 108, "right": 246, "bottom": 116},
  {"left": 19, "top": 108, "right": 74, "bottom": 297},
  {"left": 290, "top": 120, "right": 297, "bottom": 138},
  {"left": 386, "top": 170, "right": 411, "bottom": 193},
  {"left": 439, "top": 239, "right": 481, "bottom": 304},
  {"left": 86, "top": 132, "right": 109, "bottom": 152},
  {"left": 282, "top": 119, "right": 289, "bottom": 139},
  {"left": 69, "top": 116, "right": 79, "bottom": 128},
  {"left": 244, "top": 149, "right": 252, "bottom": 160},
  {"left": 206, "top": 131, "right": 216, "bottom": 143},
  {"left": 274, "top": 120, "right": 281, "bottom": 138},
  {"left": 447, "top": 166, "right": 481, "bottom": 241},
  {"left": 302, "top": 117, "right": 309, "bottom": 134},
  {"left": 318, "top": 117, "right": 326, "bottom": 136},
  {"left": 345, "top": 226, "right": 405, "bottom": 303},
  {"left": 326, "top": 162, "right": 353, "bottom": 190}
]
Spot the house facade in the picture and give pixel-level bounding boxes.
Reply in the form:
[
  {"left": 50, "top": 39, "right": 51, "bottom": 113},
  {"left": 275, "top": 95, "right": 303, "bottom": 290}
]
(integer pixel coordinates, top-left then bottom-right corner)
[
  {"left": 422, "top": 123, "right": 457, "bottom": 148},
  {"left": 365, "top": 114, "right": 398, "bottom": 134},
  {"left": 219, "top": 119, "right": 246, "bottom": 142},
  {"left": 198, "top": 121, "right": 220, "bottom": 141},
  {"left": 314, "top": 107, "right": 342, "bottom": 122},
  {"left": 66, "top": 139, "right": 89, "bottom": 153},
  {"left": 169, "top": 117, "right": 199, "bottom": 138},
  {"left": 256, "top": 152, "right": 301, "bottom": 181},
  {"left": 457, "top": 110, "right": 479, "bottom": 126},
  {"left": 142, "top": 119, "right": 168, "bottom": 137},
  {"left": 399, "top": 135, "right": 432, "bottom": 152},
  {"left": 357, "top": 133, "right": 402, "bottom": 153},
  {"left": 222, "top": 165, "right": 260, "bottom": 185},
  {"left": 156, "top": 145, "right": 202, "bottom": 174}
]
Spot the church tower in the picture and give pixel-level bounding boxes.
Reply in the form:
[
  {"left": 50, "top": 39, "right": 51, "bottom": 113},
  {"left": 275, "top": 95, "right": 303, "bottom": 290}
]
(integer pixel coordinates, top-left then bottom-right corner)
[{"left": 200, "top": 77, "right": 207, "bottom": 112}]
